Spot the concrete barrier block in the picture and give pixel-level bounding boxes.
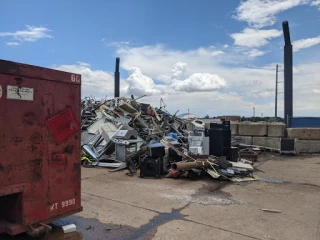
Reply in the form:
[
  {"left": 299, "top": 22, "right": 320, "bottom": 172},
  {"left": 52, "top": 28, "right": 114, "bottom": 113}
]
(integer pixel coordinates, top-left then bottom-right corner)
[
  {"left": 295, "top": 139, "right": 320, "bottom": 153},
  {"left": 268, "top": 123, "right": 286, "bottom": 137},
  {"left": 235, "top": 136, "right": 252, "bottom": 145},
  {"left": 230, "top": 122, "right": 239, "bottom": 135},
  {"left": 238, "top": 122, "right": 268, "bottom": 136},
  {"left": 253, "top": 137, "right": 280, "bottom": 149},
  {"left": 287, "top": 128, "right": 320, "bottom": 140}
]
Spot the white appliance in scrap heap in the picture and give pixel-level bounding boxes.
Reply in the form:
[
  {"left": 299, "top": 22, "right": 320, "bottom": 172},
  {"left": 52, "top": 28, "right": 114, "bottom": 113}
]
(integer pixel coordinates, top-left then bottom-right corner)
[
  {"left": 188, "top": 119, "right": 205, "bottom": 155},
  {"left": 114, "top": 129, "right": 138, "bottom": 162}
]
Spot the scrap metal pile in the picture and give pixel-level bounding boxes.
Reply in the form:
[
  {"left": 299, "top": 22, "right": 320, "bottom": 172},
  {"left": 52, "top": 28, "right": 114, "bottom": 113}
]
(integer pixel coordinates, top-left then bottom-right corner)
[{"left": 81, "top": 96, "right": 258, "bottom": 182}]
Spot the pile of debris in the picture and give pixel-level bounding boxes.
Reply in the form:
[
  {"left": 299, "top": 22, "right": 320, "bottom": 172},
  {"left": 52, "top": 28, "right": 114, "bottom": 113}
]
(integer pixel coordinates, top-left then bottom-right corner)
[
  {"left": 80, "top": 96, "right": 258, "bottom": 182},
  {"left": 81, "top": 96, "right": 107, "bottom": 130}
]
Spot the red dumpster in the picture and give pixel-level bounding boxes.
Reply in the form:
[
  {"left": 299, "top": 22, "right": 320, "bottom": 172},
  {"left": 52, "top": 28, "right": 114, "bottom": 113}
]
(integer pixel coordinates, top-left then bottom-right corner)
[{"left": 0, "top": 60, "right": 82, "bottom": 236}]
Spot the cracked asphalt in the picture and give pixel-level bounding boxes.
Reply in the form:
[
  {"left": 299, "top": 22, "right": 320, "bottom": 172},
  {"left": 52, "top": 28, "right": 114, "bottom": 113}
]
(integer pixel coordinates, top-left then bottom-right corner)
[{"left": 2, "top": 154, "right": 320, "bottom": 240}]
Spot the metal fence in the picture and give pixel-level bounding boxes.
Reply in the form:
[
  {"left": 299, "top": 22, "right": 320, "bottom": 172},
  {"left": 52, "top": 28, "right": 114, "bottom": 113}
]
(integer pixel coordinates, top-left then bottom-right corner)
[{"left": 289, "top": 117, "right": 320, "bottom": 128}]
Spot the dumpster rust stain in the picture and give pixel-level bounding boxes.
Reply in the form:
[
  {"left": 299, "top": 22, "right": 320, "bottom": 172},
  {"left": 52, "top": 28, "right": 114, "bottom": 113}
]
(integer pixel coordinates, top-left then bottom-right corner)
[
  {"left": 23, "top": 112, "right": 35, "bottom": 126},
  {"left": 63, "top": 145, "right": 74, "bottom": 154},
  {"left": 73, "top": 163, "right": 80, "bottom": 172},
  {"left": 30, "top": 158, "right": 43, "bottom": 181},
  {"left": 29, "top": 133, "right": 43, "bottom": 145},
  {"left": 11, "top": 136, "right": 24, "bottom": 145},
  {"left": 15, "top": 77, "right": 23, "bottom": 86}
]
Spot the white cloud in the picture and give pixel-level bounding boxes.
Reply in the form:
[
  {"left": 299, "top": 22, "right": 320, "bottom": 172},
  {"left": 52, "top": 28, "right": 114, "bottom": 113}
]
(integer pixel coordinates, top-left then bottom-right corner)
[
  {"left": 109, "top": 43, "right": 320, "bottom": 116},
  {"left": 293, "top": 35, "right": 320, "bottom": 52},
  {"left": 126, "top": 67, "right": 161, "bottom": 96},
  {"left": 223, "top": 44, "right": 229, "bottom": 48},
  {"left": 6, "top": 42, "right": 20, "bottom": 46},
  {"left": 53, "top": 58, "right": 320, "bottom": 116},
  {"left": 246, "top": 49, "right": 266, "bottom": 57},
  {"left": 77, "top": 61, "right": 91, "bottom": 67},
  {"left": 0, "top": 25, "right": 52, "bottom": 43},
  {"left": 166, "top": 62, "right": 226, "bottom": 92},
  {"left": 170, "top": 72, "right": 226, "bottom": 92},
  {"left": 105, "top": 41, "right": 130, "bottom": 48},
  {"left": 170, "top": 62, "right": 187, "bottom": 80},
  {"left": 125, "top": 62, "right": 226, "bottom": 94},
  {"left": 311, "top": 0, "right": 320, "bottom": 9},
  {"left": 231, "top": 28, "right": 282, "bottom": 47},
  {"left": 211, "top": 50, "right": 225, "bottom": 56},
  {"left": 248, "top": 89, "right": 273, "bottom": 98},
  {"left": 234, "top": 0, "right": 307, "bottom": 28},
  {"left": 54, "top": 62, "right": 128, "bottom": 98}
]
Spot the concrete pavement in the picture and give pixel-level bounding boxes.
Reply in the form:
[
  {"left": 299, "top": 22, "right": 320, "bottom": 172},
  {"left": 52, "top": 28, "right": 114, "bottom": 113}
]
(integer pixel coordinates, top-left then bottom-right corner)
[
  {"left": 3, "top": 154, "right": 320, "bottom": 240},
  {"left": 74, "top": 154, "right": 320, "bottom": 240}
]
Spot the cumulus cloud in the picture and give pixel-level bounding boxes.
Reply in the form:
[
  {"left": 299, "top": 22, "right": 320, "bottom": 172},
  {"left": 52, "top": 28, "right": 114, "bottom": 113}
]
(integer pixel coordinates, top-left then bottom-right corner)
[
  {"left": 125, "top": 62, "right": 226, "bottom": 94},
  {"left": 293, "top": 35, "right": 320, "bottom": 52},
  {"left": 234, "top": 0, "right": 307, "bottom": 28},
  {"left": 165, "top": 62, "right": 227, "bottom": 92},
  {"left": 211, "top": 50, "right": 225, "bottom": 56},
  {"left": 223, "top": 44, "right": 229, "bottom": 48},
  {"left": 126, "top": 67, "right": 161, "bottom": 96},
  {"left": 105, "top": 41, "right": 131, "bottom": 48},
  {"left": 6, "top": 42, "right": 20, "bottom": 46},
  {"left": 248, "top": 89, "right": 273, "bottom": 98},
  {"left": 54, "top": 62, "right": 128, "bottom": 98},
  {"left": 246, "top": 49, "right": 266, "bottom": 57},
  {"left": 170, "top": 62, "right": 187, "bottom": 80},
  {"left": 112, "top": 43, "right": 320, "bottom": 116},
  {"left": 231, "top": 28, "right": 282, "bottom": 47},
  {"left": 0, "top": 25, "right": 53, "bottom": 43},
  {"left": 170, "top": 72, "right": 227, "bottom": 92},
  {"left": 311, "top": 0, "right": 320, "bottom": 9}
]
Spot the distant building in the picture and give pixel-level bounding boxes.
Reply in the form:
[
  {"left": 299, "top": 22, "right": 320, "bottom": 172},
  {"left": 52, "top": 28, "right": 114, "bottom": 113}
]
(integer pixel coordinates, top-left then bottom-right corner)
[
  {"left": 178, "top": 113, "right": 200, "bottom": 119},
  {"left": 217, "top": 115, "right": 241, "bottom": 122}
]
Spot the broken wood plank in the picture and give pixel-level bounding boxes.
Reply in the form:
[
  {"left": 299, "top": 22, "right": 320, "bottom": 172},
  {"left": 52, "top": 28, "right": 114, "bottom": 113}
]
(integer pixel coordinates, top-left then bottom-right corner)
[{"left": 261, "top": 209, "right": 282, "bottom": 213}]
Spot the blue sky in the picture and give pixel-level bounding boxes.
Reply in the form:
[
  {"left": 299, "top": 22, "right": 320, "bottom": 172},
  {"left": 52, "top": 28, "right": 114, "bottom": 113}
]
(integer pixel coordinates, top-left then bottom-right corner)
[{"left": 1, "top": 0, "right": 320, "bottom": 117}]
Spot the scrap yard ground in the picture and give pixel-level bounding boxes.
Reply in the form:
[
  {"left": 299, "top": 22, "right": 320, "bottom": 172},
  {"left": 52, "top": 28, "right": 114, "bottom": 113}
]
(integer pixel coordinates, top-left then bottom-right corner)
[{"left": 5, "top": 154, "right": 319, "bottom": 240}]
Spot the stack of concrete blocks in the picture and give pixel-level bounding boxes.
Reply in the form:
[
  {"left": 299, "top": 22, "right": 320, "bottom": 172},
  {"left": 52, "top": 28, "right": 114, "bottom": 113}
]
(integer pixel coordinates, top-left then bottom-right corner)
[
  {"left": 287, "top": 128, "right": 320, "bottom": 153},
  {"left": 231, "top": 121, "right": 320, "bottom": 153},
  {"left": 232, "top": 122, "right": 286, "bottom": 150}
]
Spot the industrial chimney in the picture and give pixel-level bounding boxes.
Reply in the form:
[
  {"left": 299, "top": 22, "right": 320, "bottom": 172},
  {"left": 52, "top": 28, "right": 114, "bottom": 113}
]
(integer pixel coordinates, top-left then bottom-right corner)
[
  {"left": 114, "top": 57, "right": 120, "bottom": 98},
  {"left": 282, "top": 21, "right": 293, "bottom": 126}
]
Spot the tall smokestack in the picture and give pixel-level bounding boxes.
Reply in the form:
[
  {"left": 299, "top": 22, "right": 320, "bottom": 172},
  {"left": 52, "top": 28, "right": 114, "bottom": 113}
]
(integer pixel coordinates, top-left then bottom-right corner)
[
  {"left": 114, "top": 57, "right": 120, "bottom": 98},
  {"left": 282, "top": 21, "right": 293, "bottom": 126}
]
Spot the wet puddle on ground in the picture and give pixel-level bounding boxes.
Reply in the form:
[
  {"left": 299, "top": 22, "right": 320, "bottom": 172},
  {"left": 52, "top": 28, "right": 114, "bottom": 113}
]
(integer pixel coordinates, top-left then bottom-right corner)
[
  {"left": 0, "top": 209, "right": 185, "bottom": 240},
  {"left": 1, "top": 178, "right": 291, "bottom": 240},
  {"left": 0, "top": 216, "right": 135, "bottom": 240}
]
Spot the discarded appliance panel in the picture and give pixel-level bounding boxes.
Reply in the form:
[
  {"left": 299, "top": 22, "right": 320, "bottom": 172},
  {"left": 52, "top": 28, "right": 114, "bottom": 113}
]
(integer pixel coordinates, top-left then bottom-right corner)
[{"left": 280, "top": 138, "right": 295, "bottom": 154}]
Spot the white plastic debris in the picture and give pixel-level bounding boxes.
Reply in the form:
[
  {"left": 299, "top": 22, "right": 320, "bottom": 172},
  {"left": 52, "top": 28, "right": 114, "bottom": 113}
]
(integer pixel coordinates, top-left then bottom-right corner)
[{"left": 62, "top": 224, "right": 77, "bottom": 233}]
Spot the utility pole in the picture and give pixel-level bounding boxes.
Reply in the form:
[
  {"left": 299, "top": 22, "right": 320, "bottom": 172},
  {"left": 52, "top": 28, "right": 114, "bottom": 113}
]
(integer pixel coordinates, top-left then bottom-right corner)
[
  {"left": 282, "top": 21, "right": 293, "bottom": 126},
  {"left": 275, "top": 64, "right": 279, "bottom": 121},
  {"left": 253, "top": 107, "right": 255, "bottom": 121},
  {"left": 275, "top": 65, "right": 283, "bottom": 122}
]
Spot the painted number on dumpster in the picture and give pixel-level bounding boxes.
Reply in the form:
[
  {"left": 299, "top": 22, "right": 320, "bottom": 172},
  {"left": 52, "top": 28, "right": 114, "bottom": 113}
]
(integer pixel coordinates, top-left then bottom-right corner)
[
  {"left": 71, "top": 74, "right": 81, "bottom": 83},
  {"left": 62, "top": 199, "right": 76, "bottom": 208},
  {"left": 50, "top": 199, "right": 76, "bottom": 211}
]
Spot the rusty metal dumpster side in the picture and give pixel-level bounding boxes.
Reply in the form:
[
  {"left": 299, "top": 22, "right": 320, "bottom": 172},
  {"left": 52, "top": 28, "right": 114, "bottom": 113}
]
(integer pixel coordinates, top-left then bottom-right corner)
[{"left": 0, "top": 60, "right": 82, "bottom": 235}]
